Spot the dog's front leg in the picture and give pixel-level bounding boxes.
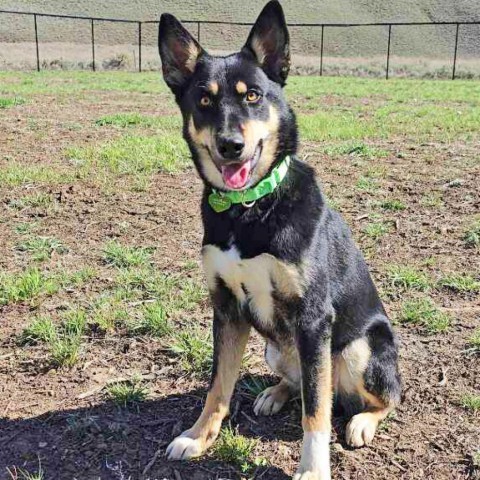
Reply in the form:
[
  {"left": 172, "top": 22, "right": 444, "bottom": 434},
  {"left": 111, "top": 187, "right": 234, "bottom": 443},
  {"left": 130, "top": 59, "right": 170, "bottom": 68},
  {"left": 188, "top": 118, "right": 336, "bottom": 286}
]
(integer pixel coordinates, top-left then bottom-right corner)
[
  {"left": 166, "top": 312, "right": 250, "bottom": 460},
  {"left": 294, "top": 305, "right": 333, "bottom": 480}
]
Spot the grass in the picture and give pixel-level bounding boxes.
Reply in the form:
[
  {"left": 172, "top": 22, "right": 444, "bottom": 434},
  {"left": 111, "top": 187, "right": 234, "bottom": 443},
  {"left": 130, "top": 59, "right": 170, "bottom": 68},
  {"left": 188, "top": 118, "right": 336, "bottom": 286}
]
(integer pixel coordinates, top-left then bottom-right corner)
[
  {"left": 91, "top": 293, "right": 128, "bottom": 331},
  {"left": 9, "top": 193, "right": 52, "bottom": 210},
  {"left": 20, "top": 307, "right": 87, "bottom": 367},
  {"left": 356, "top": 176, "right": 379, "bottom": 193},
  {"left": 460, "top": 394, "right": 480, "bottom": 411},
  {"left": 132, "top": 302, "right": 171, "bottom": 336},
  {"left": 239, "top": 376, "right": 271, "bottom": 397},
  {"left": 66, "top": 133, "right": 189, "bottom": 176},
  {"left": 467, "top": 329, "right": 480, "bottom": 354},
  {"left": 463, "top": 221, "right": 480, "bottom": 248},
  {"left": 170, "top": 329, "right": 213, "bottom": 376},
  {"left": 21, "top": 316, "right": 57, "bottom": 345},
  {"left": 15, "top": 222, "right": 39, "bottom": 235},
  {"left": 105, "top": 378, "right": 148, "bottom": 407},
  {"left": 438, "top": 274, "right": 480, "bottom": 293},
  {"left": 61, "top": 307, "right": 87, "bottom": 337},
  {"left": 213, "top": 426, "right": 265, "bottom": 473},
  {"left": 16, "top": 236, "right": 67, "bottom": 261},
  {"left": 49, "top": 335, "right": 82, "bottom": 368},
  {"left": 95, "top": 113, "right": 157, "bottom": 128},
  {"left": 0, "top": 268, "right": 60, "bottom": 305},
  {"left": 0, "top": 163, "right": 75, "bottom": 187},
  {"left": 102, "top": 241, "right": 153, "bottom": 268},
  {"left": 362, "top": 221, "right": 391, "bottom": 240},
  {"left": 387, "top": 265, "right": 431, "bottom": 292},
  {"left": 380, "top": 199, "right": 406, "bottom": 211},
  {"left": 0, "top": 96, "right": 25, "bottom": 108},
  {"left": 7, "top": 464, "right": 44, "bottom": 480},
  {"left": 397, "top": 297, "right": 451, "bottom": 334}
]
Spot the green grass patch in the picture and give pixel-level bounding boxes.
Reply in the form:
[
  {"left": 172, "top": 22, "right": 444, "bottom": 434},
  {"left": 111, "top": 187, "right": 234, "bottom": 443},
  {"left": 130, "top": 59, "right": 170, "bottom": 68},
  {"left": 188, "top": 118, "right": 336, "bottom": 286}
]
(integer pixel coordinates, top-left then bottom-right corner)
[
  {"left": 66, "top": 132, "right": 189, "bottom": 176},
  {"left": 49, "top": 334, "right": 82, "bottom": 368},
  {"left": 90, "top": 293, "right": 129, "bottom": 332},
  {"left": 380, "top": 199, "right": 406, "bottom": 211},
  {"left": 460, "top": 394, "right": 480, "bottom": 411},
  {"left": 398, "top": 297, "right": 450, "bottom": 334},
  {"left": 102, "top": 241, "right": 153, "bottom": 268},
  {"left": 61, "top": 307, "right": 88, "bottom": 337},
  {"left": 0, "top": 163, "right": 75, "bottom": 187},
  {"left": 438, "top": 274, "right": 480, "bottom": 293},
  {"left": 105, "top": 377, "right": 148, "bottom": 407},
  {"left": 387, "top": 265, "right": 431, "bottom": 292},
  {"left": 0, "top": 268, "right": 60, "bottom": 305},
  {"left": 356, "top": 176, "right": 379, "bottom": 193},
  {"left": 298, "top": 111, "right": 377, "bottom": 142},
  {"left": 463, "top": 220, "right": 480, "bottom": 248},
  {"left": 213, "top": 426, "right": 265, "bottom": 474},
  {"left": 420, "top": 192, "right": 444, "bottom": 208},
  {"left": 15, "top": 222, "right": 39, "bottom": 235},
  {"left": 239, "top": 376, "right": 271, "bottom": 397},
  {"left": 21, "top": 316, "right": 57, "bottom": 345},
  {"left": 362, "top": 221, "right": 391, "bottom": 240},
  {"left": 170, "top": 329, "right": 213, "bottom": 377},
  {"left": 127, "top": 301, "right": 171, "bottom": 336},
  {"left": 95, "top": 113, "right": 155, "bottom": 128},
  {"left": 0, "top": 96, "right": 25, "bottom": 108},
  {"left": 16, "top": 236, "right": 67, "bottom": 261},
  {"left": 9, "top": 193, "right": 52, "bottom": 210},
  {"left": 467, "top": 329, "right": 480, "bottom": 354},
  {"left": 21, "top": 308, "right": 87, "bottom": 368}
]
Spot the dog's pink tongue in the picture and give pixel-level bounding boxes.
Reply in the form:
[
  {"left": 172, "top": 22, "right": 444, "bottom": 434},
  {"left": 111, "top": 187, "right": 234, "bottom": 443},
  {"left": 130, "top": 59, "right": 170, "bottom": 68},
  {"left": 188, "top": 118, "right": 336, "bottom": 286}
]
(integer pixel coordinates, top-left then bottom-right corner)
[{"left": 221, "top": 160, "right": 251, "bottom": 189}]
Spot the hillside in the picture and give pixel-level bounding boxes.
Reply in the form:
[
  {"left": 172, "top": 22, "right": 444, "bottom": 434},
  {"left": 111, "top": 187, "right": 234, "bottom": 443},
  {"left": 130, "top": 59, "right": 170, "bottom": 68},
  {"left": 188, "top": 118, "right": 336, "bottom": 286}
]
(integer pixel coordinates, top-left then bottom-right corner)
[{"left": 0, "top": 0, "right": 479, "bottom": 74}]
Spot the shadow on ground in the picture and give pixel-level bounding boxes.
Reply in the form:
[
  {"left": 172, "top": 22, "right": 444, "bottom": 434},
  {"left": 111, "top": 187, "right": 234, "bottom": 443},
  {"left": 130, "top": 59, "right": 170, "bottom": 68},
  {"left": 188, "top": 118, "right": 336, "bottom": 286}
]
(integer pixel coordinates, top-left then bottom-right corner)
[{"left": 0, "top": 377, "right": 307, "bottom": 480}]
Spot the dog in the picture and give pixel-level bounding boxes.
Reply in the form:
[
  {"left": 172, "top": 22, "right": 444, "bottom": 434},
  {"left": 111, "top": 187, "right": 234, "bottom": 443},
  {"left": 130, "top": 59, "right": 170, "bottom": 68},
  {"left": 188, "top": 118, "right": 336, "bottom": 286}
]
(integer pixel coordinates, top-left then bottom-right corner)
[{"left": 158, "top": 2, "right": 401, "bottom": 478}]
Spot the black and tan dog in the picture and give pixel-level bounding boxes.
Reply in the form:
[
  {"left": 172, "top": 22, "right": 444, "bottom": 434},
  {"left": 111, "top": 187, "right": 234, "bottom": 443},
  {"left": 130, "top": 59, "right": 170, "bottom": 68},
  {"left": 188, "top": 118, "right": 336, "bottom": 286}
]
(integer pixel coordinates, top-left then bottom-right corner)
[{"left": 158, "top": 2, "right": 401, "bottom": 478}]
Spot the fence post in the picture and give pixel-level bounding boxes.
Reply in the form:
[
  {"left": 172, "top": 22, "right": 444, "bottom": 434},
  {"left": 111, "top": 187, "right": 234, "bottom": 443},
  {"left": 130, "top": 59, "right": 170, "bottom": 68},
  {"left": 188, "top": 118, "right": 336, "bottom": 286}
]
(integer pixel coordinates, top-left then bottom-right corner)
[
  {"left": 91, "top": 19, "right": 95, "bottom": 71},
  {"left": 138, "top": 22, "right": 142, "bottom": 72},
  {"left": 33, "top": 14, "right": 40, "bottom": 72},
  {"left": 319, "top": 25, "right": 324, "bottom": 76},
  {"left": 452, "top": 23, "right": 460, "bottom": 80},
  {"left": 197, "top": 22, "right": 201, "bottom": 43},
  {"left": 386, "top": 24, "right": 392, "bottom": 80}
]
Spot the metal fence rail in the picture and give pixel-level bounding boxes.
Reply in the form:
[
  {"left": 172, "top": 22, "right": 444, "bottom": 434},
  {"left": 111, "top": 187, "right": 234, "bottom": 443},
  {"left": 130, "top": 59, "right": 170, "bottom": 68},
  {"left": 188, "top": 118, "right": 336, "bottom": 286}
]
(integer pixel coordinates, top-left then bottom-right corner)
[{"left": 1, "top": 9, "right": 479, "bottom": 79}]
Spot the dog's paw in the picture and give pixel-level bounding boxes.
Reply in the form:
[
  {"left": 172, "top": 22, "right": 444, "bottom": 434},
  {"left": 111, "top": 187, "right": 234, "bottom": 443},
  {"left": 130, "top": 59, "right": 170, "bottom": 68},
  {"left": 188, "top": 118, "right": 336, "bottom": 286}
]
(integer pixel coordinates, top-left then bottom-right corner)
[
  {"left": 293, "top": 470, "right": 330, "bottom": 480},
  {"left": 345, "top": 412, "right": 377, "bottom": 448},
  {"left": 166, "top": 433, "right": 204, "bottom": 460},
  {"left": 253, "top": 384, "right": 290, "bottom": 416}
]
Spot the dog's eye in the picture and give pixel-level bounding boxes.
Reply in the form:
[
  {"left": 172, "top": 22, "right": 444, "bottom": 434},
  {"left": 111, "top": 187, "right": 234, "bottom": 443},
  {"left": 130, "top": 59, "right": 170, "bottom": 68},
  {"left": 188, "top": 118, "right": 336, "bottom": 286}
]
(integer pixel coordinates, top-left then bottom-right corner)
[
  {"left": 199, "top": 95, "right": 212, "bottom": 107},
  {"left": 245, "top": 90, "right": 260, "bottom": 103}
]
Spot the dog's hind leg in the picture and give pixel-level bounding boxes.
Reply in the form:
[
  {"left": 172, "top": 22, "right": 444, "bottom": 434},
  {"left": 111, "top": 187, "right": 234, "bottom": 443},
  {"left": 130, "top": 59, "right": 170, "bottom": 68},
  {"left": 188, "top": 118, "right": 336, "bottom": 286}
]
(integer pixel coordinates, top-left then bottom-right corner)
[
  {"left": 166, "top": 314, "right": 250, "bottom": 460},
  {"left": 335, "top": 318, "right": 401, "bottom": 448},
  {"left": 254, "top": 341, "right": 300, "bottom": 416}
]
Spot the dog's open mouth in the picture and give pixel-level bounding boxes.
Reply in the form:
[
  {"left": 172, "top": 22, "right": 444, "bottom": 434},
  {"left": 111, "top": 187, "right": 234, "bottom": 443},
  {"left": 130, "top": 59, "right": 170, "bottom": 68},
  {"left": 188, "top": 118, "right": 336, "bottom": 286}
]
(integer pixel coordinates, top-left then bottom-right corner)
[{"left": 220, "top": 141, "right": 263, "bottom": 190}]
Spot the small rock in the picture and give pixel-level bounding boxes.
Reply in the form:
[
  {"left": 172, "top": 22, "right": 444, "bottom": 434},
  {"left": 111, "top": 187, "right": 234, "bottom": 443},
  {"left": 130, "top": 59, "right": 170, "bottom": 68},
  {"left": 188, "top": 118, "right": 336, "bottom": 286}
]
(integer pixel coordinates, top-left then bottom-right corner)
[
  {"left": 332, "top": 442, "right": 344, "bottom": 453},
  {"left": 39, "top": 442, "right": 47, "bottom": 448}
]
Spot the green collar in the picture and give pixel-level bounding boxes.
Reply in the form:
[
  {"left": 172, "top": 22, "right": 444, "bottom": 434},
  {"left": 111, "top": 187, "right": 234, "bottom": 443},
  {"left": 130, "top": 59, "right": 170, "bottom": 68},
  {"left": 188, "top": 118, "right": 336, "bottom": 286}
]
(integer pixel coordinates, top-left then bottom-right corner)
[{"left": 208, "top": 156, "right": 291, "bottom": 213}]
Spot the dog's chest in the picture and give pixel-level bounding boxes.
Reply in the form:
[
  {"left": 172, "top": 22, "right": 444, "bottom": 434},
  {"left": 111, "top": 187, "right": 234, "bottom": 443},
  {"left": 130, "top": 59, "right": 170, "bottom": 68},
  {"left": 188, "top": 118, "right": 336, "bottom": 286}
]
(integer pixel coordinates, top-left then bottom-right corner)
[{"left": 202, "top": 244, "right": 303, "bottom": 329}]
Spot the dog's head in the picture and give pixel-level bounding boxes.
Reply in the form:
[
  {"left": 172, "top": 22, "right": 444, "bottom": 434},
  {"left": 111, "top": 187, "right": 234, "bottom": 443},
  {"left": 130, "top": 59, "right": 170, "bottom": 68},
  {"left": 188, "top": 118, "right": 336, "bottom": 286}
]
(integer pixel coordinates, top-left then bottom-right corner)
[{"left": 158, "top": 1, "right": 297, "bottom": 191}]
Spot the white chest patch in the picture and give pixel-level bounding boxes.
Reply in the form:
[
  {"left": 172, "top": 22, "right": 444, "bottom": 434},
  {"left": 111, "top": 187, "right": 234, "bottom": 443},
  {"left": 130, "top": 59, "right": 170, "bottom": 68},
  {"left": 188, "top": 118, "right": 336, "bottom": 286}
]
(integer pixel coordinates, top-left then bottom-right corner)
[{"left": 202, "top": 245, "right": 304, "bottom": 326}]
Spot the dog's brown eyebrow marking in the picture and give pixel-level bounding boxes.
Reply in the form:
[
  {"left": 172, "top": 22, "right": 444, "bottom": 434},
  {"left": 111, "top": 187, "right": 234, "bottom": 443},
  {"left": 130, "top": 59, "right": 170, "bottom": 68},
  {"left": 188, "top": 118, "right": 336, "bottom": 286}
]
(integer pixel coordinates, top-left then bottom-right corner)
[
  {"left": 208, "top": 81, "right": 219, "bottom": 95},
  {"left": 236, "top": 81, "right": 248, "bottom": 94}
]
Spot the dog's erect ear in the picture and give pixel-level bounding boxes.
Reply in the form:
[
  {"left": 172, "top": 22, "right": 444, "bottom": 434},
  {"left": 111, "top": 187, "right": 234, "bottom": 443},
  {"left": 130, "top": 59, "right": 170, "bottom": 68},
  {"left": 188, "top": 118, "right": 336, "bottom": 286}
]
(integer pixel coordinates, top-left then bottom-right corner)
[
  {"left": 158, "top": 13, "right": 204, "bottom": 93},
  {"left": 242, "top": 1, "right": 290, "bottom": 86}
]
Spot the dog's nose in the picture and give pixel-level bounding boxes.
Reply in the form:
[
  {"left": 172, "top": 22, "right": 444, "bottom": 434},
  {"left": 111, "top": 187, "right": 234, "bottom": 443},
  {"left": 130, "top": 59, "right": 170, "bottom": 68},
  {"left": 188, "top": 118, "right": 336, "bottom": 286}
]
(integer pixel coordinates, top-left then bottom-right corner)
[{"left": 217, "top": 135, "right": 245, "bottom": 160}]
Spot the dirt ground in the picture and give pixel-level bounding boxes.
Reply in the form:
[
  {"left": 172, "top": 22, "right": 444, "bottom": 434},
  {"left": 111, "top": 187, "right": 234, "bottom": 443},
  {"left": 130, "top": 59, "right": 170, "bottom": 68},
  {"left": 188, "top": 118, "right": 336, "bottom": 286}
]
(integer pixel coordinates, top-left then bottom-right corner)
[{"left": 0, "top": 73, "right": 479, "bottom": 480}]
